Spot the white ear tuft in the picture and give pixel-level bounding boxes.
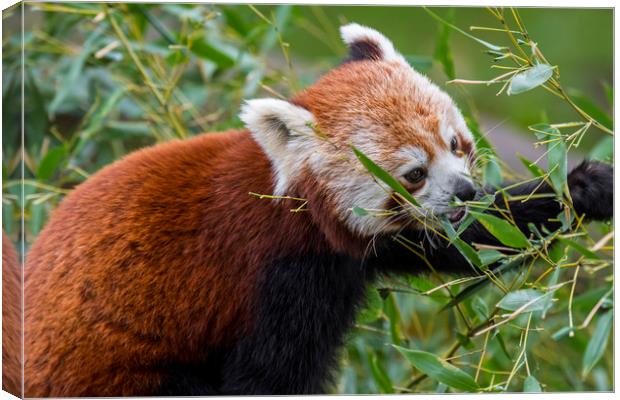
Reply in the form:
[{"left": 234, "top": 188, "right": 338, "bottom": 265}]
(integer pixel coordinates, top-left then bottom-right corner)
[
  {"left": 240, "top": 98, "right": 315, "bottom": 141},
  {"left": 240, "top": 98, "right": 316, "bottom": 195},
  {"left": 340, "top": 23, "right": 405, "bottom": 63}
]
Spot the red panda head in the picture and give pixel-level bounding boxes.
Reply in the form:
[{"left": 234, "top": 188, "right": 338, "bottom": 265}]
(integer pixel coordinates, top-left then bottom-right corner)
[{"left": 241, "top": 23, "right": 475, "bottom": 238}]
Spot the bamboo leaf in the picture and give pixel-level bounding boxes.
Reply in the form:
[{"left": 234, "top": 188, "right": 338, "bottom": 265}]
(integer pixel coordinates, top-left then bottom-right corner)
[
  {"left": 568, "top": 89, "right": 613, "bottom": 130},
  {"left": 36, "top": 146, "right": 67, "bottom": 181},
  {"left": 497, "top": 289, "right": 554, "bottom": 312},
  {"left": 524, "top": 375, "right": 542, "bottom": 392},
  {"left": 470, "top": 211, "right": 530, "bottom": 248},
  {"left": 358, "top": 288, "right": 383, "bottom": 324},
  {"left": 433, "top": 8, "right": 455, "bottom": 80},
  {"left": 190, "top": 38, "right": 236, "bottom": 69},
  {"left": 352, "top": 206, "right": 369, "bottom": 216},
  {"left": 478, "top": 249, "right": 504, "bottom": 266},
  {"left": 465, "top": 116, "right": 501, "bottom": 186},
  {"left": 507, "top": 64, "right": 554, "bottom": 95},
  {"left": 441, "top": 258, "right": 522, "bottom": 311},
  {"left": 542, "top": 266, "right": 561, "bottom": 318},
  {"left": 48, "top": 25, "right": 105, "bottom": 116},
  {"left": 440, "top": 219, "right": 482, "bottom": 268},
  {"left": 384, "top": 293, "right": 403, "bottom": 345},
  {"left": 352, "top": 146, "right": 420, "bottom": 206},
  {"left": 517, "top": 154, "right": 545, "bottom": 178},
  {"left": 582, "top": 310, "right": 613, "bottom": 378},
  {"left": 368, "top": 352, "right": 394, "bottom": 393},
  {"left": 541, "top": 126, "right": 568, "bottom": 198},
  {"left": 393, "top": 346, "right": 479, "bottom": 392},
  {"left": 558, "top": 237, "right": 600, "bottom": 260},
  {"left": 590, "top": 136, "right": 613, "bottom": 162}
]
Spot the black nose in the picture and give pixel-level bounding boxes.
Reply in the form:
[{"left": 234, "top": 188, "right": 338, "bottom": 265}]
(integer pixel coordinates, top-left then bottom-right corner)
[{"left": 454, "top": 179, "right": 476, "bottom": 202}]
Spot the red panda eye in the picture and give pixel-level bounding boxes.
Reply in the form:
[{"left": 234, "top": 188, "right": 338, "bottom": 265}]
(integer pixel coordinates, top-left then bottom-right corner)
[
  {"left": 450, "top": 136, "right": 458, "bottom": 153},
  {"left": 404, "top": 167, "right": 426, "bottom": 184}
]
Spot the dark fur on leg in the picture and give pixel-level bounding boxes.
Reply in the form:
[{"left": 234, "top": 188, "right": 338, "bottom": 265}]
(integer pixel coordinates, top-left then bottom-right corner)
[{"left": 219, "top": 252, "right": 373, "bottom": 395}]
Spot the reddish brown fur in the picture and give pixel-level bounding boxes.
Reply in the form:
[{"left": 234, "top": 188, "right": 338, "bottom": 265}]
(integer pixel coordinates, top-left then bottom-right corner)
[
  {"left": 293, "top": 61, "right": 447, "bottom": 162},
  {"left": 3, "top": 232, "right": 21, "bottom": 397},
  {"left": 457, "top": 132, "right": 473, "bottom": 156},
  {"left": 23, "top": 131, "right": 352, "bottom": 397}
]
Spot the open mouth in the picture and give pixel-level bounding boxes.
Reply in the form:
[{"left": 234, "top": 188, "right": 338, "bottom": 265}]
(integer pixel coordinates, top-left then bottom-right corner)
[{"left": 448, "top": 207, "right": 467, "bottom": 224}]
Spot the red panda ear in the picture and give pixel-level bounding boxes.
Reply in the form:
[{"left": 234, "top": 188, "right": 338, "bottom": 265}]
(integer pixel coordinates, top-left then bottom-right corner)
[
  {"left": 240, "top": 98, "right": 315, "bottom": 143},
  {"left": 340, "top": 23, "right": 406, "bottom": 63},
  {"left": 240, "top": 98, "right": 317, "bottom": 194}
]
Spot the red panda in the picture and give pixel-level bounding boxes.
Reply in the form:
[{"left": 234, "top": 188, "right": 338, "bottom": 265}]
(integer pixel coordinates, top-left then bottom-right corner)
[
  {"left": 3, "top": 232, "right": 21, "bottom": 397},
  {"left": 17, "top": 24, "right": 612, "bottom": 396}
]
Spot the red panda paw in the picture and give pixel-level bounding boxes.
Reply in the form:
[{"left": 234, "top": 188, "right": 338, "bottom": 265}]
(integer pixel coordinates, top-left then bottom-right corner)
[{"left": 568, "top": 160, "right": 613, "bottom": 221}]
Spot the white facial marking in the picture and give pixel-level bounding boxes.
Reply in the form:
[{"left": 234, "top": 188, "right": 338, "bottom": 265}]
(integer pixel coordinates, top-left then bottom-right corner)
[
  {"left": 395, "top": 147, "right": 428, "bottom": 178},
  {"left": 422, "top": 150, "right": 472, "bottom": 215}
]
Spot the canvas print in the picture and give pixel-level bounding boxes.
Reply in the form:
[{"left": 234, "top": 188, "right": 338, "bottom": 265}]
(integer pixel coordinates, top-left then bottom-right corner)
[{"left": 1, "top": 2, "right": 614, "bottom": 396}]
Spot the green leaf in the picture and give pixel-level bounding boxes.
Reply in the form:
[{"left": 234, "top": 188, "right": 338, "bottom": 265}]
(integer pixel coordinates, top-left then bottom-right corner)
[
  {"left": 547, "top": 139, "right": 568, "bottom": 198},
  {"left": 74, "top": 87, "right": 126, "bottom": 155},
  {"left": 483, "top": 158, "right": 503, "bottom": 187},
  {"left": 507, "top": 64, "right": 554, "bottom": 96},
  {"left": 494, "top": 332, "right": 511, "bottom": 359},
  {"left": 368, "top": 352, "right": 394, "bottom": 393},
  {"left": 352, "top": 146, "right": 420, "bottom": 206},
  {"left": 433, "top": 8, "right": 455, "bottom": 80},
  {"left": 558, "top": 237, "right": 600, "bottom": 260},
  {"left": 442, "top": 258, "right": 519, "bottom": 311},
  {"left": 408, "top": 275, "right": 448, "bottom": 303},
  {"left": 436, "top": 383, "right": 448, "bottom": 393},
  {"left": 542, "top": 266, "right": 561, "bottom": 318},
  {"left": 29, "top": 202, "right": 45, "bottom": 236},
  {"left": 472, "top": 296, "right": 489, "bottom": 321},
  {"left": 517, "top": 154, "right": 545, "bottom": 178},
  {"left": 565, "top": 286, "right": 611, "bottom": 313},
  {"left": 582, "top": 310, "right": 613, "bottom": 377},
  {"left": 358, "top": 288, "right": 383, "bottom": 324},
  {"left": 384, "top": 293, "right": 403, "bottom": 345},
  {"left": 351, "top": 206, "right": 369, "bottom": 216},
  {"left": 190, "top": 38, "right": 236, "bottom": 69},
  {"left": 440, "top": 219, "right": 481, "bottom": 268},
  {"left": 497, "top": 289, "right": 554, "bottom": 312},
  {"left": 48, "top": 25, "right": 105, "bottom": 116},
  {"left": 393, "top": 346, "right": 479, "bottom": 392},
  {"left": 568, "top": 89, "right": 613, "bottom": 130},
  {"left": 524, "top": 375, "right": 542, "bottom": 392},
  {"left": 590, "top": 136, "right": 613, "bottom": 162},
  {"left": 260, "top": 5, "right": 293, "bottom": 53},
  {"left": 25, "top": 69, "right": 49, "bottom": 152},
  {"left": 36, "top": 146, "right": 66, "bottom": 181},
  {"left": 470, "top": 211, "right": 530, "bottom": 248},
  {"left": 220, "top": 6, "right": 250, "bottom": 37},
  {"left": 551, "top": 326, "right": 574, "bottom": 341},
  {"left": 478, "top": 249, "right": 504, "bottom": 266},
  {"left": 465, "top": 115, "right": 501, "bottom": 186}
]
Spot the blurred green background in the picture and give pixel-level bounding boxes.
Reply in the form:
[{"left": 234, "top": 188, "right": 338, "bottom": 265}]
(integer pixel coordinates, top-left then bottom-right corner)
[{"left": 2, "top": 3, "right": 613, "bottom": 394}]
